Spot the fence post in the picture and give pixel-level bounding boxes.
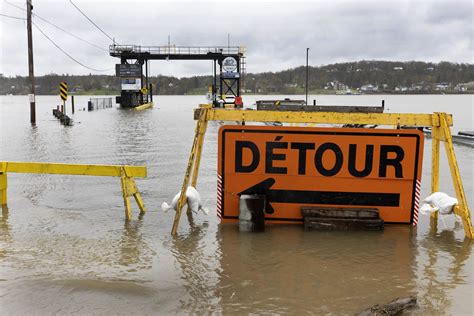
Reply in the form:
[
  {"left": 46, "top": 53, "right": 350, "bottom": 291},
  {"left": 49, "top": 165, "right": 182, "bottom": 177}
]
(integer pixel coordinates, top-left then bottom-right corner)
[{"left": 0, "top": 162, "right": 7, "bottom": 208}]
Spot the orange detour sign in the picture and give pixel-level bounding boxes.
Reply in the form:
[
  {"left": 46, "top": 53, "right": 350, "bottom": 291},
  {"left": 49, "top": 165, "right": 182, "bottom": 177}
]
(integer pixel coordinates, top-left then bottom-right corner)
[{"left": 217, "top": 125, "right": 424, "bottom": 224}]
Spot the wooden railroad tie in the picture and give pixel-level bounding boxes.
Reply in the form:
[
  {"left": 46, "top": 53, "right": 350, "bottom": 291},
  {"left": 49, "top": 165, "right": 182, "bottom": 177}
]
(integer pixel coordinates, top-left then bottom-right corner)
[{"left": 301, "top": 206, "right": 384, "bottom": 231}]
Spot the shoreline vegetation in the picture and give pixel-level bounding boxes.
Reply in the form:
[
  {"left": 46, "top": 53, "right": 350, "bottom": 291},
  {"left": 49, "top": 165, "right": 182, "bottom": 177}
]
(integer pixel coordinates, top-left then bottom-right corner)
[
  {"left": 1, "top": 60, "right": 473, "bottom": 96},
  {"left": 22, "top": 90, "right": 472, "bottom": 96}
]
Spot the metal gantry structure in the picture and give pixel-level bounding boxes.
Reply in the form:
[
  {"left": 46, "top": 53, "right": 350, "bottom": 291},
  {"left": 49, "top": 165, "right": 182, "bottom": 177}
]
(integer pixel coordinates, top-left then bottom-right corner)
[{"left": 109, "top": 45, "right": 246, "bottom": 108}]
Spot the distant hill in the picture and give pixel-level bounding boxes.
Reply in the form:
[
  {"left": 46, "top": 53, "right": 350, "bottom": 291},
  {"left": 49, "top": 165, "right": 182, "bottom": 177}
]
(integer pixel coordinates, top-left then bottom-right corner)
[{"left": 1, "top": 60, "right": 473, "bottom": 95}]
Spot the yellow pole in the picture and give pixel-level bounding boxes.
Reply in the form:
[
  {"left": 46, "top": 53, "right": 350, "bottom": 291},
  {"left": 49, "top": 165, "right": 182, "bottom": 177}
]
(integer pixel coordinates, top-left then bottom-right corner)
[
  {"left": 190, "top": 119, "right": 208, "bottom": 188},
  {"left": 187, "top": 117, "right": 208, "bottom": 215},
  {"left": 171, "top": 108, "right": 208, "bottom": 234},
  {"left": 439, "top": 113, "right": 473, "bottom": 238},
  {"left": 120, "top": 167, "right": 132, "bottom": 221},
  {"left": 133, "top": 188, "right": 147, "bottom": 217},
  {"left": 430, "top": 119, "right": 441, "bottom": 224},
  {"left": 0, "top": 162, "right": 6, "bottom": 208},
  {"left": 0, "top": 173, "right": 6, "bottom": 207}
]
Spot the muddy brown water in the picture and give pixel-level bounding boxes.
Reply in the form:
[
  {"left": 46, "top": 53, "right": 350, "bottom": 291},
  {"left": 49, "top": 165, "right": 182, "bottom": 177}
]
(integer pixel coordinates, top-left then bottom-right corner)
[{"left": 0, "top": 95, "right": 473, "bottom": 314}]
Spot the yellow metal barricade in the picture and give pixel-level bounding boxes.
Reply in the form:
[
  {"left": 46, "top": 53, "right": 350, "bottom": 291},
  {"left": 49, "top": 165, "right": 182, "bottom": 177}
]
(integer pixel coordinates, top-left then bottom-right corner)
[
  {"left": 0, "top": 162, "right": 147, "bottom": 221},
  {"left": 171, "top": 106, "right": 473, "bottom": 239}
]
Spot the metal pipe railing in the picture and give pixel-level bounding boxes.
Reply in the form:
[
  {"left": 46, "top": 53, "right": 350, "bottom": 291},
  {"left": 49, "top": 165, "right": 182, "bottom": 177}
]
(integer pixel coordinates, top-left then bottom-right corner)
[{"left": 109, "top": 44, "right": 241, "bottom": 55}]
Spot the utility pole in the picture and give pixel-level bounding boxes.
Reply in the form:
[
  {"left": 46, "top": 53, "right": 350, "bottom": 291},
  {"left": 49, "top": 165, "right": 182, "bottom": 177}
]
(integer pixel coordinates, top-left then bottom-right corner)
[
  {"left": 305, "top": 47, "right": 309, "bottom": 105},
  {"left": 27, "top": 0, "right": 36, "bottom": 124}
]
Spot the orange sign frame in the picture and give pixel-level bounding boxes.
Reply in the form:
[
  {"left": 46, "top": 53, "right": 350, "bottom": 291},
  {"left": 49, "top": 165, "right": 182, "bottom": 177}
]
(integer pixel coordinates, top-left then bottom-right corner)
[{"left": 217, "top": 125, "right": 424, "bottom": 224}]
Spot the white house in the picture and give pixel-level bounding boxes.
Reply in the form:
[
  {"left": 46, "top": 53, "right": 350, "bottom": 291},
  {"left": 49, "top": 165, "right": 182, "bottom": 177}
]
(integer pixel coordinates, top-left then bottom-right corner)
[{"left": 360, "top": 84, "right": 378, "bottom": 92}]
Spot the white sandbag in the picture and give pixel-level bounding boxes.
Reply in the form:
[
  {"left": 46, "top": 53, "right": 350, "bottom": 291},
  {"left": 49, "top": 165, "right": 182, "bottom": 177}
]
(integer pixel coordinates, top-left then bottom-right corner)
[
  {"left": 420, "top": 192, "right": 458, "bottom": 215},
  {"left": 162, "top": 186, "right": 209, "bottom": 215}
]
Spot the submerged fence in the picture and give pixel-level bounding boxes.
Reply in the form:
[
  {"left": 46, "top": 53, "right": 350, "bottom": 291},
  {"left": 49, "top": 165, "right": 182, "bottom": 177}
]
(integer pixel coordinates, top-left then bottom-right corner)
[{"left": 88, "top": 97, "right": 113, "bottom": 111}]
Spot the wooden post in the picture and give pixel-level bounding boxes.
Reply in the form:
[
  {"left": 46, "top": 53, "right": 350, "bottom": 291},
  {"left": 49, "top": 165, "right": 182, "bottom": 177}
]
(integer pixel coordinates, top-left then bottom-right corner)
[
  {"left": 305, "top": 47, "right": 309, "bottom": 105},
  {"left": 71, "top": 95, "right": 75, "bottom": 114},
  {"left": 26, "top": 0, "right": 36, "bottom": 124}
]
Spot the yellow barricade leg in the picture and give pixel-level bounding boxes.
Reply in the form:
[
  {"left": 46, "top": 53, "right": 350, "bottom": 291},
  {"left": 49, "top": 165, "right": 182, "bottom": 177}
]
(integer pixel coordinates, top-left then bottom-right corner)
[
  {"left": 430, "top": 123, "right": 441, "bottom": 229},
  {"left": 0, "top": 173, "right": 7, "bottom": 208},
  {"left": 439, "top": 113, "right": 474, "bottom": 238},
  {"left": 133, "top": 191, "right": 146, "bottom": 217},
  {"left": 120, "top": 171, "right": 132, "bottom": 221},
  {"left": 172, "top": 107, "right": 209, "bottom": 235},
  {"left": 0, "top": 162, "right": 6, "bottom": 208},
  {"left": 187, "top": 114, "right": 209, "bottom": 215},
  {"left": 120, "top": 167, "right": 146, "bottom": 221}
]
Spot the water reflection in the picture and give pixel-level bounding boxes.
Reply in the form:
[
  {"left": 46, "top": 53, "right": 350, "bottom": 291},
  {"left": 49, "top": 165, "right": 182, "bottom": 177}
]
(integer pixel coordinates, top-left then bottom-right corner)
[
  {"left": 57, "top": 121, "right": 78, "bottom": 162},
  {"left": 0, "top": 209, "right": 154, "bottom": 281},
  {"left": 167, "top": 220, "right": 221, "bottom": 313},
  {"left": 163, "top": 214, "right": 473, "bottom": 314},
  {"left": 417, "top": 220, "right": 472, "bottom": 312},
  {"left": 215, "top": 225, "right": 418, "bottom": 314},
  {"left": 118, "top": 219, "right": 151, "bottom": 269},
  {"left": 24, "top": 125, "right": 46, "bottom": 160},
  {"left": 20, "top": 126, "right": 51, "bottom": 205},
  {"left": 0, "top": 206, "right": 11, "bottom": 259},
  {"left": 112, "top": 109, "right": 156, "bottom": 166}
]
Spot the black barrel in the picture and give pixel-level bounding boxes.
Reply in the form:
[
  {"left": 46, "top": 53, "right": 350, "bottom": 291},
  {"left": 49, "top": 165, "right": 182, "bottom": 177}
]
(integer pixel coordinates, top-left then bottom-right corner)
[{"left": 239, "top": 194, "right": 266, "bottom": 232}]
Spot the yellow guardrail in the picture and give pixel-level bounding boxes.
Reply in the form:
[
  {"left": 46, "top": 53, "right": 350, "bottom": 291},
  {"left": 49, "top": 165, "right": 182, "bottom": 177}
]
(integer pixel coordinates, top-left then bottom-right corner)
[{"left": 0, "top": 162, "right": 147, "bottom": 221}]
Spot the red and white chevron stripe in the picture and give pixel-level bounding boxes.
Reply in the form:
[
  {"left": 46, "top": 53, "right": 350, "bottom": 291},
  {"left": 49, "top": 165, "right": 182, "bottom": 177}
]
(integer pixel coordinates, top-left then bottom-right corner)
[
  {"left": 217, "top": 174, "right": 223, "bottom": 220},
  {"left": 413, "top": 179, "right": 421, "bottom": 226}
]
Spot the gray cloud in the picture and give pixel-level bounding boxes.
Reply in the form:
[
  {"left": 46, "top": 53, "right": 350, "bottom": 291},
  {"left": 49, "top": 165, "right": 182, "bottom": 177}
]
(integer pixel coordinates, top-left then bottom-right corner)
[{"left": 1, "top": 0, "right": 472, "bottom": 77}]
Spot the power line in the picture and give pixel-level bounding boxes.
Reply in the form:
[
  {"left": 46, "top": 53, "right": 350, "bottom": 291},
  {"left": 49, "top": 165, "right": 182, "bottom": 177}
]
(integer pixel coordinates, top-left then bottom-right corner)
[
  {"left": 69, "top": 0, "right": 118, "bottom": 44},
  {"left": 35, "top": 15, "right": 109, "bottom": 52},
  {"left": 0, "top": 12, "right": 25, "bottom": 20},
  {"left": 32, "top": 21, "right": 112, "bottom": 72},
  {"left": 3, "top": 0, "right": 25, "bottom": 11},
  {"left": 4, "top": 0, "right": 108, "bottom": 52}
]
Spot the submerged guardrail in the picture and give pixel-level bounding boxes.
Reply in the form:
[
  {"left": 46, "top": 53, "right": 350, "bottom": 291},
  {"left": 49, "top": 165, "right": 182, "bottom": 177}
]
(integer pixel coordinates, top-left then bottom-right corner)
[{"left": 0, "top": 162, "right": 147, "bottom": 220}]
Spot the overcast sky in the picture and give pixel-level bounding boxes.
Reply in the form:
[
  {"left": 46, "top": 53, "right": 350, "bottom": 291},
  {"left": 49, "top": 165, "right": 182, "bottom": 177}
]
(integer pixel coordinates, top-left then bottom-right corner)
[{"left": 0, "top": 0, "right": 472, "bottom": 77}]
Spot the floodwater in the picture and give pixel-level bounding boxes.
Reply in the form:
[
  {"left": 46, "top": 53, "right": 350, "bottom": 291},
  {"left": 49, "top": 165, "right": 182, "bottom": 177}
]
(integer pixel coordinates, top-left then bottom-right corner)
[{"left": 0, "top": 94, "right": 473, "bottom": 314}]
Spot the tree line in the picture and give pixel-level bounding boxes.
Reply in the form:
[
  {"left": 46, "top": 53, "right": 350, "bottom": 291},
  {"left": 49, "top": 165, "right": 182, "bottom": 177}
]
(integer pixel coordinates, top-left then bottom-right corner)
[{"left": 1, "top": 60, "right": 473, "bottom": 95}]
